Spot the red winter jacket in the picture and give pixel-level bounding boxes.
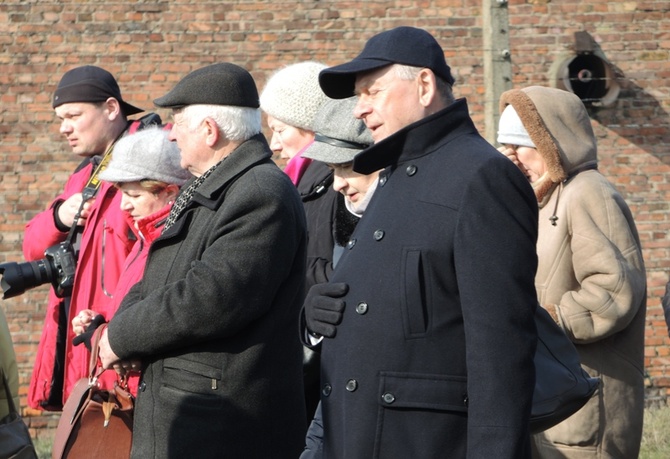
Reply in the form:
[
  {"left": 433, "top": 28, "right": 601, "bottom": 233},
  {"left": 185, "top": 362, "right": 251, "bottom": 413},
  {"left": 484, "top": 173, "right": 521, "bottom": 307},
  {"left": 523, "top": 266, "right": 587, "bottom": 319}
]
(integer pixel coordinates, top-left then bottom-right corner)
[
  {"left": 94, "top": 204, "right": 171, "bottom": 396},
  {"left": 26, "top": 160, "right": 134, "bottom": 410}
]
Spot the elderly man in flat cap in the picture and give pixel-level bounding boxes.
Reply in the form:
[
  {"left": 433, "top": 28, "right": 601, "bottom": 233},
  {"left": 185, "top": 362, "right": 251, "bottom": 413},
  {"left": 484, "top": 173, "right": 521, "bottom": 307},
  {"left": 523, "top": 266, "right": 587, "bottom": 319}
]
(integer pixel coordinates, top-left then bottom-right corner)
[
  {"left": 98, "top": 63, "right": 308, "bottom": 458},
  {"left": 303, "top": 27, "right": 540, "bottom": 458},
  {"left": 23, "top": 65, "right": 161, "bottom": 411}
]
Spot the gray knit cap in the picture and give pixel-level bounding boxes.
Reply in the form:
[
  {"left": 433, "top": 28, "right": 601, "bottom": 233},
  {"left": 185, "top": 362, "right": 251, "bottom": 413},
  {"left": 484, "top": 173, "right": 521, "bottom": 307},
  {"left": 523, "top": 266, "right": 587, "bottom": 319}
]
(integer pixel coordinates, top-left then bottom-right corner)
[
  {"left": 99, "top": 126, "right": 192, "bottom": 185},
  {"left": 302, "top": 97, "right": 372, "bottom": 164},
  {"left": 260, "top": 62, "right": 329, "bottom": 131}
]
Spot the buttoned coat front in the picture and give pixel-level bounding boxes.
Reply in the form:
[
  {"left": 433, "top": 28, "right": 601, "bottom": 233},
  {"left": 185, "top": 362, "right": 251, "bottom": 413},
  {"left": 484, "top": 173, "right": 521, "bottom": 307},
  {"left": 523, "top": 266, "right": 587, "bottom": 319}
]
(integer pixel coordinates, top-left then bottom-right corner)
[
  {"left": 107, "top": 134, "right": 308, "bottom": 459},
  {"left": 319, "top": 100, "right": 540, "bottom": 458}
]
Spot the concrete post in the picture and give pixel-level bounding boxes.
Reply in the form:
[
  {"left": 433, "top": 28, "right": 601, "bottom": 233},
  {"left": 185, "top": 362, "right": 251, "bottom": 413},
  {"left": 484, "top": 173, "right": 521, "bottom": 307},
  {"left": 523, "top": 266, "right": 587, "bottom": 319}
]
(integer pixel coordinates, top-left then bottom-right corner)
[{"left": 483, "top": 0, "right": 513, "bottom": 144}]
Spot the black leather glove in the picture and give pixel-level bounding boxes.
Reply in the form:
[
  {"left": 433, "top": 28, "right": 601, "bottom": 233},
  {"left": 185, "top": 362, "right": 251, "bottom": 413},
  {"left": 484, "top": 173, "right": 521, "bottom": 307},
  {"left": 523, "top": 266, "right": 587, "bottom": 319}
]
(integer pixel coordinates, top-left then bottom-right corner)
[
  {"left": 304, "top": 282, "right": 349, "bottom": 339},
  {"left": 72, "top": 314, "right": 106, "bottom": 352}
]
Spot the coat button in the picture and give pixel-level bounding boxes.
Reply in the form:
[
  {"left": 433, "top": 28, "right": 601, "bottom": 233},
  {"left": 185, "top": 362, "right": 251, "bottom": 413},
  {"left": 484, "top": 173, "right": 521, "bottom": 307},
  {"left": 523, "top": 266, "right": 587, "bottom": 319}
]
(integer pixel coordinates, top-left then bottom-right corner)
[
  {"left": 406, "top": 164, "right": 417, "bottom": 176},
  {"left": 382, "top": 392, "right": 396, "bottom": 404},
  {"left": 355, "top": 302, "right": 368, "bottom": 314},
  {"left": 322, "top": 383, "right": 332, "bottom": 397},
  {"left": 345, "top": 379, "right": 358, "bottom": 392},
  {"left": 379, "top": 175, "right": 387, "bottom": 186},
  {"left": 463, "top": 393, "right": 469, "bottom": 407},
  {"left": 139, "top": 382, "right": 146, "bottom": 392},
  {"left": 347, "top": 239, "right": 356, "bottom": 249},
  {"left": 373, "top": 230, "right": 385, "bottom": 241}
]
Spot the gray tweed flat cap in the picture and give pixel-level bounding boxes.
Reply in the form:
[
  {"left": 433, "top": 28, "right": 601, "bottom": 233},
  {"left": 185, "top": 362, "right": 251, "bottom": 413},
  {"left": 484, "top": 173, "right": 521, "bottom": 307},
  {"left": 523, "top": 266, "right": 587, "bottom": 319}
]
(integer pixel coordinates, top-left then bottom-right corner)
[
  {"left": 154, "top": 63, "right": 259, "bottom": 109},
  {"left": 302, "top": 97, "right": 372, "bottom": 164},
  {"left": 99, "top": 126, "right": 192, "bottom": 186}
]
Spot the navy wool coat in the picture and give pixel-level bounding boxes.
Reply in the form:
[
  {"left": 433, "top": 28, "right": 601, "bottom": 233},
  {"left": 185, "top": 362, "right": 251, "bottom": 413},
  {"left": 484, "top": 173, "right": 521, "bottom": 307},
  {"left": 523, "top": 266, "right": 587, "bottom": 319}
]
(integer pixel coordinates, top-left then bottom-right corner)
[
  {"left": 108, "top": 134, "right": 308, "bottom": 459},
  {"left": 319, "top": 100, "right": 539, "bottom": 458}
]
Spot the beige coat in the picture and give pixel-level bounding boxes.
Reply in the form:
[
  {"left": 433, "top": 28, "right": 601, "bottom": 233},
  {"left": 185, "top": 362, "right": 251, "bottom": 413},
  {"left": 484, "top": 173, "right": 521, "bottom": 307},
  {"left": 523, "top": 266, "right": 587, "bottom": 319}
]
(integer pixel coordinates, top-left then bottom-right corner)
[
  {"left": 0, "top": 306, "right": 19, "bottom": 420},
  {"left": 500, "top": 87, "right": 647, "bottom": 458}
]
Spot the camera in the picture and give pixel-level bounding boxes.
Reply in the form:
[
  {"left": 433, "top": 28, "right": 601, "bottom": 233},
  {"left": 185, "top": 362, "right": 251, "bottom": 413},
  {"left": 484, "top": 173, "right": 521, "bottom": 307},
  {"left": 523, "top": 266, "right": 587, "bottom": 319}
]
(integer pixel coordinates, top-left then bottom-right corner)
[{"left": 0, "top": 241, "right": 77, "bottom": 299}]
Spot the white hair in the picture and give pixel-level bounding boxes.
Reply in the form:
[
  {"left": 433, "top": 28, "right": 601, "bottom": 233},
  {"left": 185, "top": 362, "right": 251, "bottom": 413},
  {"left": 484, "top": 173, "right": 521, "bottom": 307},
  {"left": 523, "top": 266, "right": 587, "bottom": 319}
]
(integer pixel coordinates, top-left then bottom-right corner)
[
  {"left": 392, "top": 64, "right": 454, "bottom": 105},
  {"left": 393, "top": 64, "right": 422, "bottom": 81},
  {"left": 181, "top": 104, "right": 261, "bottom": 141}
]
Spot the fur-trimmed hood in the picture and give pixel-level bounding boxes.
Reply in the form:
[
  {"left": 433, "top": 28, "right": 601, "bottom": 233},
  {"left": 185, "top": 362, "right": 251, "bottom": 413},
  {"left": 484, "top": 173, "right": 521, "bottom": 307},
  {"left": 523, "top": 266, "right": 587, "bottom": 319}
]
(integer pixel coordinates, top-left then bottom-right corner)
[{"left": 499, "top": 86, "right": 598, "bottom": 185}]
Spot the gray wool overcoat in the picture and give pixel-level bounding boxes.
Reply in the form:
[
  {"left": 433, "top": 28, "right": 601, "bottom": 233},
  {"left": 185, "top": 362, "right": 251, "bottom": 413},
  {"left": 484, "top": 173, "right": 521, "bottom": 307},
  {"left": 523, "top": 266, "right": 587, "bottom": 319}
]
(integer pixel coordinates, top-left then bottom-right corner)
[{"left": 107, "top": 134, "right": 308, "bottom": 459}]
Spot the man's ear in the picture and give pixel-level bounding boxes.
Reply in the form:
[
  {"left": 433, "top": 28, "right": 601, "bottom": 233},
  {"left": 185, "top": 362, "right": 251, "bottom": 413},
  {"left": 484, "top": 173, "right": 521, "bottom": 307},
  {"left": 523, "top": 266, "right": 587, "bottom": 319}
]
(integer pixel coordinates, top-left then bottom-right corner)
[
  {"left": 417, "top": 68, "right": 438, "bottom": 108},
  {"left": 104, "top": 97, "right": 123, "bottom": 121},
  {"left": 202, "top": 117, "right": 221, "bottom": 147}
]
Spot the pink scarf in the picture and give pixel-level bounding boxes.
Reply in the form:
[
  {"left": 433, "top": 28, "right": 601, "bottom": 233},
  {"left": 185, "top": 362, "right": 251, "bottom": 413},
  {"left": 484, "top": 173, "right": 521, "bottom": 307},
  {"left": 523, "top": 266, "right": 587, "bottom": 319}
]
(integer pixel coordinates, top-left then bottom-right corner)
[{"left": 283, "top": 143, "right": 314, "bottom": 186}]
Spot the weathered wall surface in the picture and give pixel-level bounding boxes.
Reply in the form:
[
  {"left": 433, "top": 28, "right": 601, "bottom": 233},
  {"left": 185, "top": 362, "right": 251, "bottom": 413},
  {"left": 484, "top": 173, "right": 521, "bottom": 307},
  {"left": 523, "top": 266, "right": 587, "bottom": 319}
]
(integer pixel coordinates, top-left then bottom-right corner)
[{"left": 1, "top": 0, "right": 668, "bottom": 439}]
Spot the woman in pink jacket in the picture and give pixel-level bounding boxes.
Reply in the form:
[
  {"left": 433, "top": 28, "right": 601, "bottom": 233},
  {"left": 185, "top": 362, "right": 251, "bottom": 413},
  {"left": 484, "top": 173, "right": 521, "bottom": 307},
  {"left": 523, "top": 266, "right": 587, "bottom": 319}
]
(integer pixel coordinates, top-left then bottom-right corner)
[{"left": 71, "top": 126, "right": 191, "bottom": 394}]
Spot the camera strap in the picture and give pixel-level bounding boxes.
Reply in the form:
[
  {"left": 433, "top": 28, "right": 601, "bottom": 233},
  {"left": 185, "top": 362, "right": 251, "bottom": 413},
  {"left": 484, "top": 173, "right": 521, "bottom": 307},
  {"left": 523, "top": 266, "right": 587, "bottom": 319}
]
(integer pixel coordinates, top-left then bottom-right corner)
[
  {"left": 64, "top": 133, "right": 120, "bottom": 249},
  {"left": 63, "top": 115, "right": 164, "bottom": 248}
]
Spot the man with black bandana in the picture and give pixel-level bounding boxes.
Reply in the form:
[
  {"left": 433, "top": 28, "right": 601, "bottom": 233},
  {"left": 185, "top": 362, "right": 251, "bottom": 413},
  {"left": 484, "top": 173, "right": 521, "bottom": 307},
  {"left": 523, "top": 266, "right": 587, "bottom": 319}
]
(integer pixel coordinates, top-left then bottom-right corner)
[{"left": 25, "top": 66, "right": 157, "bottom": 411}]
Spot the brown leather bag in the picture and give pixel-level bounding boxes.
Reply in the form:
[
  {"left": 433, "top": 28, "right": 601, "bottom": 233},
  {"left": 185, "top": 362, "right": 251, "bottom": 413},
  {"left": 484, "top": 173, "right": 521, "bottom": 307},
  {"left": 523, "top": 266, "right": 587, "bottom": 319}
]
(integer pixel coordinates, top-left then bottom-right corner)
[{"left": 51, "top": 325, "right": 134, "bottom": 459}]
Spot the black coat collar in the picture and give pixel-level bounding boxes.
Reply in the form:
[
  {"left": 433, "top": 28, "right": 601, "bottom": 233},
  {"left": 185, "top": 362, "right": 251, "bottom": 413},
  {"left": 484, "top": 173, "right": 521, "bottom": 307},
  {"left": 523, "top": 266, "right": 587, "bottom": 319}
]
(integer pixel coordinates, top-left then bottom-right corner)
[{"left": 353, "top": 98, "right": 477, "bottom": 174}]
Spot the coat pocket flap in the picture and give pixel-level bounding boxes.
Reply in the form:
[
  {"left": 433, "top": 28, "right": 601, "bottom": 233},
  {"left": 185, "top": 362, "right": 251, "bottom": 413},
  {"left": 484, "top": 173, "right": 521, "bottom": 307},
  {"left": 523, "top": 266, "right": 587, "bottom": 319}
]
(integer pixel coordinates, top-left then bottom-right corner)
[
  {"left": 163, "top": 357, "right": 222, "bottom": 380},
  {"left": 377, "top": 372, "right": 468, "bottom": 412}
]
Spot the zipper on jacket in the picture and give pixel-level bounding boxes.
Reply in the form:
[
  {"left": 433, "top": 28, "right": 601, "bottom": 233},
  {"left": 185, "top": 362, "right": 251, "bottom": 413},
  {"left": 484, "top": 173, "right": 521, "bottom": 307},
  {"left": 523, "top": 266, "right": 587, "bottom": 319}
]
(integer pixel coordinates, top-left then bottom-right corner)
[{"left": 100, "top": 219, "right": 113, "bottom": 298}]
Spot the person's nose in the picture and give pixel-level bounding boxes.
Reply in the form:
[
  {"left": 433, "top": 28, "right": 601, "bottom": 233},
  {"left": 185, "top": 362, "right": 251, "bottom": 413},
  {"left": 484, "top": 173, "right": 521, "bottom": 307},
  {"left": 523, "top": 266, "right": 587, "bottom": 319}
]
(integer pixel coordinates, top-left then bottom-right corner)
[
  {"left": 353, "top": 97, "right": 371, "bottom": 120},
  {"left": 60, "top": 119, "right": 73, "bottom": 135},
  {"left": 332, "top": 174, "right": 347, "bottom": 193},
  {"left": 167, "top": 125, "right": 177, "bottom": 142},
  {"left": 120, "top": 195, "right": 132, "bottom": 211},
  {"left": 269, "top": 132, "right": 282, "bottom": 154}
]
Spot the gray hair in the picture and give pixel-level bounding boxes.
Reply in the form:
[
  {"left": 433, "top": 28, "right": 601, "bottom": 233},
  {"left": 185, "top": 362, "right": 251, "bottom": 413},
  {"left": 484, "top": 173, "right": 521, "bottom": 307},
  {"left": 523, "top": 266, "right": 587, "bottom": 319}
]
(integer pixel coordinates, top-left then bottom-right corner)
[
  {"left": 181, "top": 104, "right": 261, "bottom": 141},
  {"left": 393, "top": 64, "right": 454, "bottom": 106}
]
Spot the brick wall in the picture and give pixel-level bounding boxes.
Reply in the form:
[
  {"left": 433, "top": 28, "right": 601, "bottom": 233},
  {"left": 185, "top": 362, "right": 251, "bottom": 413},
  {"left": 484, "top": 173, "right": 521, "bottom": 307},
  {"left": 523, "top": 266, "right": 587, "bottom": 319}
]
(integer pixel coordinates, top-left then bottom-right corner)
[{"left": 1, "top": 0, "right": 669, "bottom": 439}]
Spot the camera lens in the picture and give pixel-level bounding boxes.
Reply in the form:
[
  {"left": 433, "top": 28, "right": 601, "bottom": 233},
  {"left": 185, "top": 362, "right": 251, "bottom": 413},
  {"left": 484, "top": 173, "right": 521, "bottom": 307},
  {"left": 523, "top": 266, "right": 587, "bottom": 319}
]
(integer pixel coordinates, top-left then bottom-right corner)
[{"left": 0, "top": 259, "right": 55, "bottom": 299}]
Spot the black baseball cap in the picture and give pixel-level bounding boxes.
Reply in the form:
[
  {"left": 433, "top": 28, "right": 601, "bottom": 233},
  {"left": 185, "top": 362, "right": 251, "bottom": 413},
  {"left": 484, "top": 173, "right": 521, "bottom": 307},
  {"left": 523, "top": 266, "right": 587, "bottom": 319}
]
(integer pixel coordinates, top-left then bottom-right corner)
[
  {"left": 52, "top": 65, "right": 143, "bottom": 116},
  {"left": 319, "top": 26, "right": 455, "bottom": 99}
]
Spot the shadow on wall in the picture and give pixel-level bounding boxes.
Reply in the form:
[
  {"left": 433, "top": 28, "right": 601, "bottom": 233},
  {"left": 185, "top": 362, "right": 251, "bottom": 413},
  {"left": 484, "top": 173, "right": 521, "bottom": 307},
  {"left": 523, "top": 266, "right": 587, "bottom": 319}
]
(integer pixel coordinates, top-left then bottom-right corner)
[{"left": 587, "top": 77, "right": 670, "bottom": 165}]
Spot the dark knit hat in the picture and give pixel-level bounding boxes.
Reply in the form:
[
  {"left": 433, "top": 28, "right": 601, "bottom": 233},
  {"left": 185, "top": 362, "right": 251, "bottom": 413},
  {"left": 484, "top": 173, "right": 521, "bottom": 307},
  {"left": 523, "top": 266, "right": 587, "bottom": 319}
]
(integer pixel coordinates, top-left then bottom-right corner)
[
  {"left": 319, "top": 26, "right": 455, "bottom": 99},
  {"left": 52, "top": 66, "right": 143, "bottom": 116},
  {"left": 302, "top": 97, "right": 372, "bottom": 164},
  {"left": 154, "top": 63, "right": 259, "bottom": 109}
]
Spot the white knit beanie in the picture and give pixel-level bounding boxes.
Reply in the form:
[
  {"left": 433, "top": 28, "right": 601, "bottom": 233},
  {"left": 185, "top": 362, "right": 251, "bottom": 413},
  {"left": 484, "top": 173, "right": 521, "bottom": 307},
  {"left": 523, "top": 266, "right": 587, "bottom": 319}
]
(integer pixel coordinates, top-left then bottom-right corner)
[
  {"left": 259, "top": 61, "right": 328, "bottom": 131},
  {"left": 497, "top": 105, "right": 536, "bottom": 148},
  {"left": 99, "top": 126, "right": 192, "bottom": 185}
]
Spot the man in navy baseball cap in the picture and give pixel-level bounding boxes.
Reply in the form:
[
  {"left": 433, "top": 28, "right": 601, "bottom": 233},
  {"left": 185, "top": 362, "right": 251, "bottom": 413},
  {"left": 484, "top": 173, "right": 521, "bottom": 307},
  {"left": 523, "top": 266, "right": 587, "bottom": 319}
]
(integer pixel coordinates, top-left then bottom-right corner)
[
  {"left": 303, "top": 25, "right": 539, "bottom": 459},
  {"left": 319, "top": 26, "right": 455, "bottom": 99}
]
